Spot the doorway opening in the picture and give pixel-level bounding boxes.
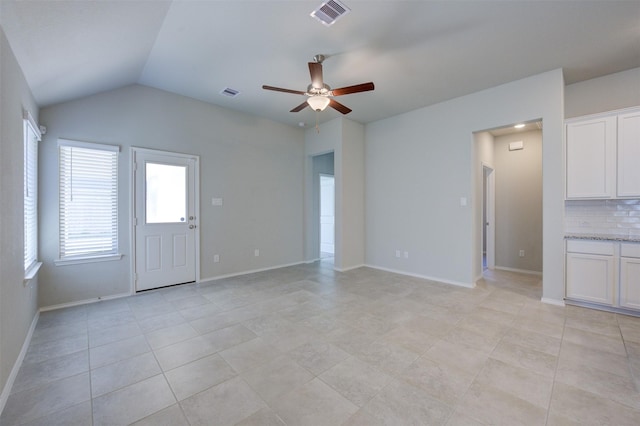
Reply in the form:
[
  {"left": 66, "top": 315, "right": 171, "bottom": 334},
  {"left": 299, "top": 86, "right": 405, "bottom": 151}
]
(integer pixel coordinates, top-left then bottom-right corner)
[
  {"left": 320, "top": 174, "right": 335, "bottom": 262},
  {"left": 474, "top": 120, "right": 543, "bottom": 298},
  {"left": 311, "top": 151, "right": 335, "bottom": 266}
]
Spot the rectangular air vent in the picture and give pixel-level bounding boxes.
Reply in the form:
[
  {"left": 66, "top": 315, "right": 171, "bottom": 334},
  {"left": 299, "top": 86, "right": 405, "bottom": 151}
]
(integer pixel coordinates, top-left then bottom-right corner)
[
  {"left": 310, "top": 0, "right": 350, "bottom": 26},
  {"left": 220, "top": 87, "right": 240, "bottom": 98}
]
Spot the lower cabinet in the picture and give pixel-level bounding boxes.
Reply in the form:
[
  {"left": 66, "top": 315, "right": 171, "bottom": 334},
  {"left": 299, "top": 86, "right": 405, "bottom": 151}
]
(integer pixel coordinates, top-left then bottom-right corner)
[
  {"left": 566, "top": 239, "right": 640, "bottom": 313},
  {"left": 566, "top": 241, "right": 615, "bottom": 306},
  {"left": 620, "top": 243, "right": 640, "bottom": 310}
]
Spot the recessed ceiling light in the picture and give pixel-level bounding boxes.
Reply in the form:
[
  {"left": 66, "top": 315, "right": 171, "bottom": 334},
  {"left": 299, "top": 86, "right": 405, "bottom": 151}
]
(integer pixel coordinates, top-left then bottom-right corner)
[{"left": 514, "top": 123, "right": 525, "bottom": 129}]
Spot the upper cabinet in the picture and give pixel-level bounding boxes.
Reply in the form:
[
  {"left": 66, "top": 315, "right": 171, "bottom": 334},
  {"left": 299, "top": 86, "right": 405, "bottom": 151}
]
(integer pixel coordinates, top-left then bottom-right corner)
[
  {"left": 617, "top": 110, "right": 640, "bottom": 197},
  {"left": 566, "top": 107, "right": 640, "bottom": 199}
]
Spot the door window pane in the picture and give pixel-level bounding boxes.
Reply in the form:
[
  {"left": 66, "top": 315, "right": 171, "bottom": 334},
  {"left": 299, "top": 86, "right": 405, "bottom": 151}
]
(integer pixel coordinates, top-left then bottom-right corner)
[{"left": 146, "top": 163, "right": 186, "bottom": 223}]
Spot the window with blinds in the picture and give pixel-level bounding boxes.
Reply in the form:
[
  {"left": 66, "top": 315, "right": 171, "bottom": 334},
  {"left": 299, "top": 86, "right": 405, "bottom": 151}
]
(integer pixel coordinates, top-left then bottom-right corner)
[
  {"left": 24, "top": 112, "right": 41, "bottom": 274},
  {"left": 58, "top": 139, "right": 120, "bottom": 261}
]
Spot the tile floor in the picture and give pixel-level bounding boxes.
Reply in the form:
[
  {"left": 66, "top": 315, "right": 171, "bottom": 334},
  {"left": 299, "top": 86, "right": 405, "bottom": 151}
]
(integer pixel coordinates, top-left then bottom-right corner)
[{"left": 2, "top": 261, "right": 640, "bottom": 425}]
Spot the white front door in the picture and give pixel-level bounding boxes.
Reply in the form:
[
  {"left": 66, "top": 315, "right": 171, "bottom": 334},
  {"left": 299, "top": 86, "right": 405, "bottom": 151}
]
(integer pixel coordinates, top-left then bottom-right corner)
[{"left": 133, "top": 148, "right": 198, "bottom": 291}]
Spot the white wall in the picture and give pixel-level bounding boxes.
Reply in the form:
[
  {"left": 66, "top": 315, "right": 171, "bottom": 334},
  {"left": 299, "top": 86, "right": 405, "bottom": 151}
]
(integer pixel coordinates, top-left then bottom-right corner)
[
  {"left": 366, "top": 70, "right": 565, "bottom": 303},
  {"left": 473, "top": 131, "right": 494, "bottom": 280},
  {"left": 494, "top": 130, "right": 543, "bottom": 273},
  {"left": 38, "top": 84, "right": 305, "bottom": 307},
  {"left": 565, "top": 67, "right": 640, "bottom": 118},
  {"left": 304, "top": 117, "right": 365, "bottom": 271},
  {"left": 0, "top": 27, "right": 40, "bottom": 410}
]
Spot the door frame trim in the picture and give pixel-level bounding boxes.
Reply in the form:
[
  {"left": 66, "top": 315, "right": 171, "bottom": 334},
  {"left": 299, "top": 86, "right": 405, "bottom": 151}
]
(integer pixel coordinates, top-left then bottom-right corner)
[
  {"left": 129, "top": 147, "right": 201, "bottom": 293},
  {"left": 482, "top": 162, "right": 496, "bottom": 271}
]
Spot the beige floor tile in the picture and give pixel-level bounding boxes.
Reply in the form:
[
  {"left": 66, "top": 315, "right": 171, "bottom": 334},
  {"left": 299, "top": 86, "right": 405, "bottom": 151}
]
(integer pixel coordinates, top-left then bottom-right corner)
[
  {"left": 473, "top": 358, "right": 554, "bottom": 408},
  {"left": 271, "top": 378, "right": 359, "bottom": 426},
  {"left": 89, "top": 335, "right": 150, "bottom": 369},
  {"left": 153, "top": 335, "right": 216, "bottom": 371},
  {"left": 555, "top": 361, "right": 640, "bottom": 410},
  {"left": 11, "top": 349, "right": 88, "bottom": 394},
  {"left": 7, "top": 266, "right": 640, "bottom": 426},
  {"left": 562, "top": 326, "right": 627, "bottom": 356},
  {"left": 180, "top": 376, "right": 266, "bottom": 426},
  {"left": 144, "top": 322, "right": 199, "bottom": 350},
  {"left": 219, "top": 336, "right": 282, "bottom": 373},
  {"left": 500, "top": 327, "right": 562, "bottom": 356},
  {"left": 200, "top": 323, "right": 257, "bottom": 352},
  {"left": 319, "top": 356, "right": 392, "bottom": 407},
  {"left": 164, "top": 353, "right": 237, "bottom": 400},
  {"left": 91, "top": 351, "right": 161, "bottom": 397},
  {"left": 92, "top": 374, "right": 176, "bottom": 426},
  {"left": 361, "top": 378, "right": 453, "bottom": 425},
  {"left": 549, "top": 382, "right": 640, "bottom": 425},
  {"left": 490, "top": 339, "right": 557, "bottom": 378},
  {"left": 425, "top": 339, "right": 489, "bottom": 376},
  {"left": 558, "top": 340, "right": 631, "bottom": 377},
  {"left": 288, "top": 340, "right": 350, "bottom": 376},
  {"left": 20, "top": 401, "right": 93, "bottom": 426},
  {"left": 455, "top": 381, "right": 547, "bottom": 426},
  {"left": 1, "top": 374, "right": 91, "bottom": 425},
  {"left": 234, "top": 407, "right": 286, "bottom": 426},
  {"left": 241, "top": 355, "right": 314, "bottom": 403},
  {"left": 398, "top": 355, "right": 475, "bottom": 406}
]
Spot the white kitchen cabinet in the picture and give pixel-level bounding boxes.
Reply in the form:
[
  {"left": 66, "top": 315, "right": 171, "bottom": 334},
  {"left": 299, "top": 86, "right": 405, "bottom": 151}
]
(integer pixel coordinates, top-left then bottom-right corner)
[
  {"left": 620, "top": 243, "right": 640, "bottom": 310},
  {"left": 566, "top": 106, "right": 640, "bottom": 200},
  {"left": 566, "top": 115, "right": 617, "bottom": 199},
  {"left": 566, "top": 240, "right": 615, "bottom": 306},
  {"left": 617, "top": 110, "right": 640, "bottom": 197}
]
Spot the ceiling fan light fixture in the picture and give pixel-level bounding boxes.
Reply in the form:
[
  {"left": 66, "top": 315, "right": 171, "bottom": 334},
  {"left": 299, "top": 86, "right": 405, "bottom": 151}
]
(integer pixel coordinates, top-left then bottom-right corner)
[{"left": 307, "top": 95, "right": 330, "bottom": 111}]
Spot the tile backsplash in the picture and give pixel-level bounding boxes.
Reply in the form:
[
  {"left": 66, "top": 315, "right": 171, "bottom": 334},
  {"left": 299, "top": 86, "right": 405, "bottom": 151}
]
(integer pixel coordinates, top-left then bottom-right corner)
[{"left": 565, "top": 199, "right": 640, "bottom": 237}]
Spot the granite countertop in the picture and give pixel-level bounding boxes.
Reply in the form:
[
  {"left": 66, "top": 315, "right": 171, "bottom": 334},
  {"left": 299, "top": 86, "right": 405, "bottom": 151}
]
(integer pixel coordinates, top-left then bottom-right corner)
[{"left": 565, "top": 234, "right": 640, "bottom": 243}]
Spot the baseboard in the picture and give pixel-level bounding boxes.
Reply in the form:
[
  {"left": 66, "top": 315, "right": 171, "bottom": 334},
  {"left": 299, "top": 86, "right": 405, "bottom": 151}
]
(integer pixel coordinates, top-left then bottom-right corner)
[
  {"left": 39, "top": 292, "right": 132, "bottom": 312},
  {"left": 541, "top": 297, "right": 565, "bottom": 307},
  {"left": 199, "top": 261, "right": 306, "bottom": 284},
  {"left": 364, "top": 264, "right": 475, "bottom": 289},
  {"left": 334, "top": 264, "right": 365, "bottom": 273},
  {"left": 0, "top": 310, "right": 39, "bottom": 414},
  {"left": 494, "top": 266, "right": 543, "bottom": 276}
]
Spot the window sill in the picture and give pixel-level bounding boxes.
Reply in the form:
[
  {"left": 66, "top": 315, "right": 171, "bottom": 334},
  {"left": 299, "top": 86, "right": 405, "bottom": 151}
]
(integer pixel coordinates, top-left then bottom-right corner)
[
  {"left": 24, "top": 261, "right": 43, "bottom": 285},
  {"left": 54, "top": 254, "right": 123, "bottom": 266}
]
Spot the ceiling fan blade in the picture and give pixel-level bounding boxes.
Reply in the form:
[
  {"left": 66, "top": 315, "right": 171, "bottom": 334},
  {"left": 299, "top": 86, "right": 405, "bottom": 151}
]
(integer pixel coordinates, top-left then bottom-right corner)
[
  {"left": 262, "top": 85, "right": 306, "bottom": 95},
  {"left": 329, "top": 99, "right": 352, "bottom": 115},
  {"left": 290, "top": 101, "right": 309, "bottom": 113},
  {"left": 331, "top": 82, "right": 375, "bottom": 96},
  {"left": 309, "top": 62, "right": 324, "bottom": 89}
]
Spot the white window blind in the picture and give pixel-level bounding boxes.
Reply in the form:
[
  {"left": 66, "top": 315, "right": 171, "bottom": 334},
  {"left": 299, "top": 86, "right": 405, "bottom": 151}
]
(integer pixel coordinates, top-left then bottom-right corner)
[
  {"left": 24, "top": 111, "right": 41, "bottom": 273},
  {"left": 58, "top": 139, "right": 119, "bottom": 260}
]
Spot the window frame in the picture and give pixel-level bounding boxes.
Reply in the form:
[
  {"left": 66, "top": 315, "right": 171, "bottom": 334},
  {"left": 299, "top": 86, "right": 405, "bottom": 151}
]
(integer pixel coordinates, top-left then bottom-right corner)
[
  {"left": 55, "top": 138, "right": 122, "bottom": 266},
  {"left": 23, "top": 110, "right": 42, "bottom": 281}
]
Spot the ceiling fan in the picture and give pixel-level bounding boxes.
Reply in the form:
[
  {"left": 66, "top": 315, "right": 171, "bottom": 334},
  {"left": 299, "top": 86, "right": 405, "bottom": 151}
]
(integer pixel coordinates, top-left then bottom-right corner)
[{"left": 262, "top": 54, "right": 374, "bottom": 115}]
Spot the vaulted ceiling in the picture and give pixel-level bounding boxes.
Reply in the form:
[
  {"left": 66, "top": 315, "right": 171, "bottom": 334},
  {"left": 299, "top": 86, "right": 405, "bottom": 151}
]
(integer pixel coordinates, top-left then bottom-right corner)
[{"left": 2, "top": 1, "right": 639, "bottom": 127}]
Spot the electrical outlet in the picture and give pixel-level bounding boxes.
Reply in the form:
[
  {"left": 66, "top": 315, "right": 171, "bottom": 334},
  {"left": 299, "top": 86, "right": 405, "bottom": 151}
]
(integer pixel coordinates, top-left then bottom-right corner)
[
  {"left": 404, "top": 251, "right": 409, "bottom": 259},
  {"left": 519, "top": 250, "right": 525, "bottom": 257},
  {"left": 254, "top": 249, "right": 260, "bottom": 257},
  {"left": 395, "top": 250, "right": 401, "bottom": 258},
  {"left": 213, "top": 254, "right": 220, "bottom": 263}
]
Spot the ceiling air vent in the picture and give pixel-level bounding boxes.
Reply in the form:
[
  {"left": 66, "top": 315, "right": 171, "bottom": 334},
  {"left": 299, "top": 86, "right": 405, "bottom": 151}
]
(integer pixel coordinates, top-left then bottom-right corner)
[
  {"left": 310, "top": 0, "right": 350, "bottom": 26},
  {"left": 220, "top": 87, "right": 240, "bottom": 98}
]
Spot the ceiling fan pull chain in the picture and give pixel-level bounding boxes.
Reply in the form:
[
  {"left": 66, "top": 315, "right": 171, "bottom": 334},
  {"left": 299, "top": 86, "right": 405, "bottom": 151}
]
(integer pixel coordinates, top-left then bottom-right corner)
[{"left": 316, "top": 111, "right": 320, "bottom": 134}]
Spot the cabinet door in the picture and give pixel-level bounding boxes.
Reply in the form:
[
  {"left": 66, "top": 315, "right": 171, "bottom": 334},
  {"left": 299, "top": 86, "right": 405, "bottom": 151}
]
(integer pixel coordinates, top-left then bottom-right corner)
[
  {"left": 566, "top": 253, "right": 615, "bottom": 305},
  {"left": 566, "top": 116, "right": 616, "bottom": 199},
  {"left": 617, "top": 110, "right": 640, "bottom": 197},
  {"left": 620, "top": 257, "right": 640, "bottom": 310}
]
